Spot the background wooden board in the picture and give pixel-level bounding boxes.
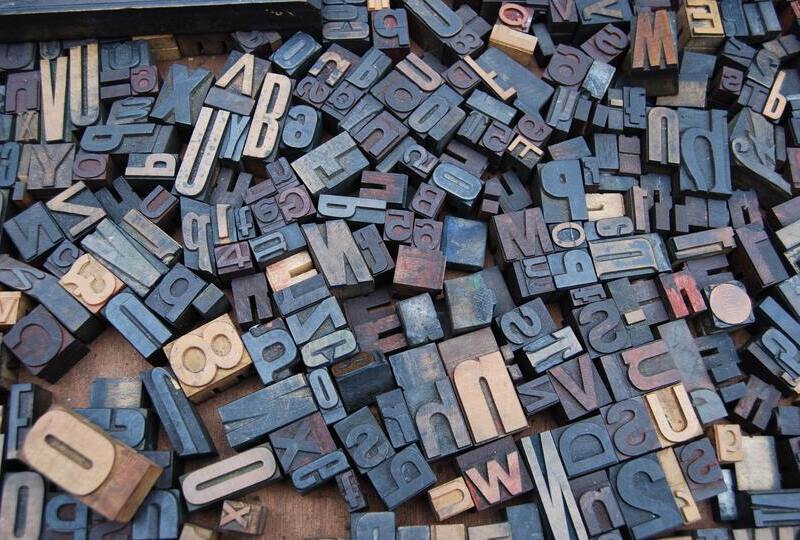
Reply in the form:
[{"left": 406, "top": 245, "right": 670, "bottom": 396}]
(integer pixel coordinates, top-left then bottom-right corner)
[{"left": 19, "top": 52, "right": 721, "bottom": 540}]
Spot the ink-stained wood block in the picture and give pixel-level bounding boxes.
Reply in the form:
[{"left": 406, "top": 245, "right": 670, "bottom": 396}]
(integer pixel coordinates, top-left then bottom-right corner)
[
  {"left": 518, "top": 432, "right": 588, "bottom": 539},
  {"left": 179, "top": 523, "right": 218, "bottom": 540},
  {"left": 290, "top": 449, "right": 349, "bottom": 494},
  {"left": 59, "top": 253, "right": 123, "bottom": 314},
  {"left": 104, "top": 291, "right": 173, "bottom": 364},
  {"left": 645, "top": 384, "right": 703, "bottom": 446},
  {"left": 285, "top": 296, "right": 346, "bottom": 347},
  {"left": 331, "top": 351, "right": 395, "bottom": 412},
  {"left": 219, "top": 500, "right": 267, "bottom": 536},
  {"left": 675, "top": 437, "right": 726, "bottom": 501},
  {"left": 711, "top": 424, "right": 743, "bottom": 464},
  {"left": 656, "top": 448, "right": 702, "bottom": 526},
  {"left": 393, "top": 245, "right": 446, "bottom": 295},
  {"left": 81, "top": 219, "right": 166, "bottom": 297},
  {"left": 45, "top": 181, "right": 106, "bottom": 241},
  {"left": 141, "top": 367, "right": 216, "bottom": 459},
  {"left": 549, "top": 354, "right": 612, "bottom": 421},
  {"left": 404, "top": 377, "right": 472, "bottom": 461},
  {"left": 181, "top": 445, "right": 280, "bottom": 511},
  {"left": 4, "top": 305, "right": 88, "bottom": 383},
  {"left": 303, "top": 220, "right": 374, "bottom": 299},
  {"left": 732, "top": 375, "right": 781, "bottom": 432},
  {"left": 336, "top": 469, "right": 367, "bottom": 512},
  {"left": 0, "top": 471, "right": 45, "bottom": 540},
  {"left": 269, "top": 412, "right": 336, "bottom": 474},
  {"left": 456, "top": 436, "right": 533, "bottom": 511},
  {"left": 351, "top": 512, "right": 396, "bottom": 540},
  {"left": 164, "top": 314, "right": 252, "bottom": 404},
  {"left": 44, "top": 492, "right": 90, "bottom": 540},
  {"left": 601, "top": 396, "right": 660, "bottom": 460},
  {"left": 345, "top": 288, "right": 406, "bottom": 356},
  {"left": 569, "top": 469, "right": 624, "bottom": 536},
  {"left": 610, "top": 453, "right": 683, "bottom": 538},
  {"left": 452, "top": 352, "right": 526, "bottom": 444},
  {"left": 397, "top": 293, "right": 443, "bottom": 347},
  {"left": 553, "top": 416, "right": 618, "bottom": 479},
  {"left": 265, "top": 250, "right": 318, "bottom": 292},
  {"left": 3, "top": 201, "right": 64, "bottom": 263},
  {"left": 0, "top": 291, "right": 30, "bottom": 330},
  {"left": 428, "top": 477, "right": 474, "bottom": 521},
  {"left": 367, "top": 444, "right": 436, "bottom": 509},
  {"left": 376, "top": 388, "right": 417, "bottom": 449},
  {"left": 75, "top": 407, "right": 156, "bottom": 451},
  {"left": 20, "top": 406, "right": 162, "bottom": 523},
  {"left": 735, "top": 436, "right": 780, "bottom": 491}
]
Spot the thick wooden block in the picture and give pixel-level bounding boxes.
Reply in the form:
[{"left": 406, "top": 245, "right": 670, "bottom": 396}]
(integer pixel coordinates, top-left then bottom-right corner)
[{"left": 20, "top": 406, "right": 162, "bottom": 523}]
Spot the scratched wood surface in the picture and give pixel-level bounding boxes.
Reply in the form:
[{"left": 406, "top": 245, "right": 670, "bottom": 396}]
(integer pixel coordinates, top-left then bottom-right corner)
[{"left": 19, "top": 53, "right": 720, "bottom": 540}]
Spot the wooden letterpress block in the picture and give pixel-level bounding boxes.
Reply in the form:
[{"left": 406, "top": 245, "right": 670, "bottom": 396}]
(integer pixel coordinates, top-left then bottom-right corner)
[
  {"left": 674, "top": 437, "right": 726, "bottom": 501},
  {"left": 181, "top": 446, "right": 281, "bottom": 511},
  {"left": 393, "top": 245, "right": 445, "bottom": 295},
  {"left": 645, "top": 384, "right": 703, "bottom": 446},
  {"left": 331, "top": 351, "right": 395, "bottom": 413},
  {"left": 452, "top": 352, "right": 526, "bottom": 444},
  {"left": 428, "top": 477, "right": 474, "bottom": 521},
  {"left": 4, "top": 305, "right": 88, "bottom": 383},
  {"left": 141, "top": 367, "right": 215, "bottom": 459},
  {"left": 732, "top": 375, "right": 781, "bottom": 432},
  {"left": 553, "top": 416, "right": 618, "bottom": 479},
  {"left": 735, "top": 435, "right": 779, "bottom": 491},
  {"left": 549, "top": 354, "right": 612, "bottom": 421},
  {"left": 303, "top": 220, "right": 374, "bottom": 299},
  {"left": 179, "top": 523, "right": 218, "bottom": 540},
  {"left": 59, "top": 253, "right": 123, "bottom": 314},
  {"left": 351, "top": 512, "right": 396, "bottom": 540},
  {"left": 164, "top": 314, "right": 252, "bottom": 403},
  {"left": 265, "top": 250, "right": 317, "bottom": 292},
  {"left": 219, "top": 500, "right": 267, "bottom": 536},
  {"left": 0, "top": 471, "right": 45, "bottom": 540},
  {"left": 519, "top": 432, "right": 588, "bottom": 539},
  {"left": 655, "top": 448, "right": 701, "bottom": 526},
  {"left": 0, "top": 291, "right": 30, "bottom": 330},
  {"left": 74, "top": 407, "right": 156, "bottom": 450},
  {"left": 290, "top": 449, "right": 349, "bottom": 493},
  {"left": 711, "top": 424, "right": 743, "bottom": 464},
  {"left": 367, "top": 444, "right": 436, "bottom": 510},
  {"left": 44, "top": 492, "right": 90, "bottom": 540},
  {"left": 336, "top": 469, "right": 367, "bottom": 512},
  {"left": 20, "top": 406, "right": 162, "bottom": 522},
  {"left": 3, "top": 202, "right": 64, "bottom": 263},
  {"left": 103, "top": 291, "right": 172, "bottom": 364},
  {"left": 573, "top": 299, "right": 631, "bottom": 359},
  {"left": 569, "top": 470, "right": 624, "bottom": 536},
  {"left": 269, "top": 412, "right": 336, "bottom": 474},
  {"left": 405, "top": 378, "right": 472, "bottom": 461},
  {"left": 457, "top": 436, "right": 533, "bottom": 511}
]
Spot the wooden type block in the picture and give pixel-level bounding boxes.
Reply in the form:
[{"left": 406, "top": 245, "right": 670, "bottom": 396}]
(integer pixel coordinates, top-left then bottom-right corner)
[
  {"left": 656, "top": 448, "right": 702, "bottom": 526},
  {"left": 173, "top": 107, "right": 228, "bottom": 200},
  {"left": 516, "top": 375, "right": 559, "bottom": 416},
  {"left": 0, "top": 255, "right": 99, "bottom": 342},
  {"left": 308, "top": 367, "right": 347, "bottom": 425},
  {"left": 733, "top": 224, "right": 790, "bottom": 292},
  {"left": 40, "top": 55, "right": 71, "bottom": 143},
  {"left": 265, "top": 250, "right": 317, "bottom": 292},
  {"left": 393, "top": 245, "right": 445, "bottom": 296},
  {"left": 218, "top": 499, "right": 266, "bottom": 536},
  {"left": 333, "top": 406, "right": 394, "bottom": 474},
  {"left": 438, "top": 326, "right": 500, "bottom": 379},
  {"left": 331, "top": 351, "right": 395, "bottom": 412},
  {"left": 213, "top": 241, "right": 253, "bottom": 282},
  {"left": 95, "top": 177, "right": 143, "bottom": 225},
  {"left": 735, "top": 435, "right": 779, "bottom": 491},
  {"left": 519, "top": 432, "right": 588, "bottom": 539},
  {"left": 164, "top": 314, "right": 252, "bottom": 404},
  {"left": 645, "top": 384, "right": 703, "bottom": 446},
  {"left": 569, "top": 470, "right": 624, "bottom": 536},
  {"left": 241, "top": 73, "right": 292, "bottom": 171},
  {"left": 367, "top": 444, "right": 436, "bottom": 510},
  {"left": 344, "top": 288, "right": 406, "bottom": 355},
  {"left": 292, "top": 132, "right": 369, "bottom": 197},
  {"left": 337, "top": 469, "right": 367, "bottom": 512},
  {"left": 351, "top": 512, "right": 395, "bottom": 540},
  {"left": 548, "top": 354, "right": 611, "bottom": 421},
  {"left": 456, "top": 435, "right": 532, "bottom": 512},
  {"left": 219, "top": 374, "right": 316, "bottom": 451},
  {"left": 74, "top": 407, "right": 156, "bottom": 451},
  {"left": 522, "top": 326, "right": 583, "bottom": 375},
  {"left": 452, "top": 352, "right": 526, "bottom": 444},
  {"left": 6, "top": 384, "right": 52, "bottom": 466},
  {"left": 121, "top": 208, "right": 180, "bottom": 266},
  {"left": 303, "top": 220, "right": 374, "bottom": 299},
  {"left": 230, "top": 273, "right": 272, "bottom": 330},
  {"left": 496, "top": 298, "right": 556, "bottom": 355},
  {"left": 125, "top": 153, "right": 177, "bottom": 190},
  {"left": 59, "top": 253, "right": 123, "bottom": 314},
  {"left": 285, "top": 296, "right": 346, "bottom": 347},
  {"left": 130, "top": 489, "right": 183, "bottom": 540},
  {"left": 3, "top": 202, "right": 64, "bottom": 262},
  {"left": 552, "top": 415, "right": 617, "bottom": 480},
  {"left": 0, "top": 291, "right": 29, "bottom": 330},
  {"left": 732, "top": 375, "right": 781, "bottom": 432},
  {"left": 273, "top": 273, "right": 330, "bottom": 318},
  {"left": 179, "top": 523, "right": 218, "bottom": 540},
  {"left": 619, "top": 340, "right": 680, "bottom": 394},
  {"left": 242, "top": 322, "right": 299, "bottom": 386},
  {"left": 20, "top": 406, "right": 161, "bottom": 523},
  {"left": 250, "top": 223, "right": 307, "bottom": 270},
  {"left": 103, "top": 291, "right": 172, "bottom": 364},
  {"left": 572, "top": 299, "right": 630, "bottom": 359},
  {"left": 44, "top": 492, "right": 89, "bottom": 540},
  {"left": 106, "top": 95, "right": 154, "bottom": 125},
  {"left": 150, "top": 64, "right": 213, "bottom": 130},
  {"left": 269, "top": 412, "right": 336, "bottom": 475},
  {"left": 143, "top": 264, "right": 203, "bottom": 332},
  {"left": 181, "top": 445, "right": 280, "bottom": 512},
  {"left": 675, "top": 437, "right": 726, "bottom": 501},
  {"left": 610, "top": 453, "right": 683, "bottom": 538},
  {"left": 376, "top": 388, "right": 417, "bottom": 449},
  {"left": 353, "top": 224, "right": 394, "bottom": 282},
  {"left": 141, "top": 367, "right": 215, "bottom": 458},
  {"left": 0, "top": 471, "right": 45, "bottom": 540},
  {"left": 404, "top": 378, "right": 471, "bottom": 461},
  {"left": 81, "top": 218, "right": 166, "bottom": 297},
  {"left": 601, "top": 395, "right": 660, "bottom": 461},
  {"left": 711, "top": 424, "right": 743, "bottom": 465},
  {"left": 428, "top": 477, "right": 474, "bottom": 521}
]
